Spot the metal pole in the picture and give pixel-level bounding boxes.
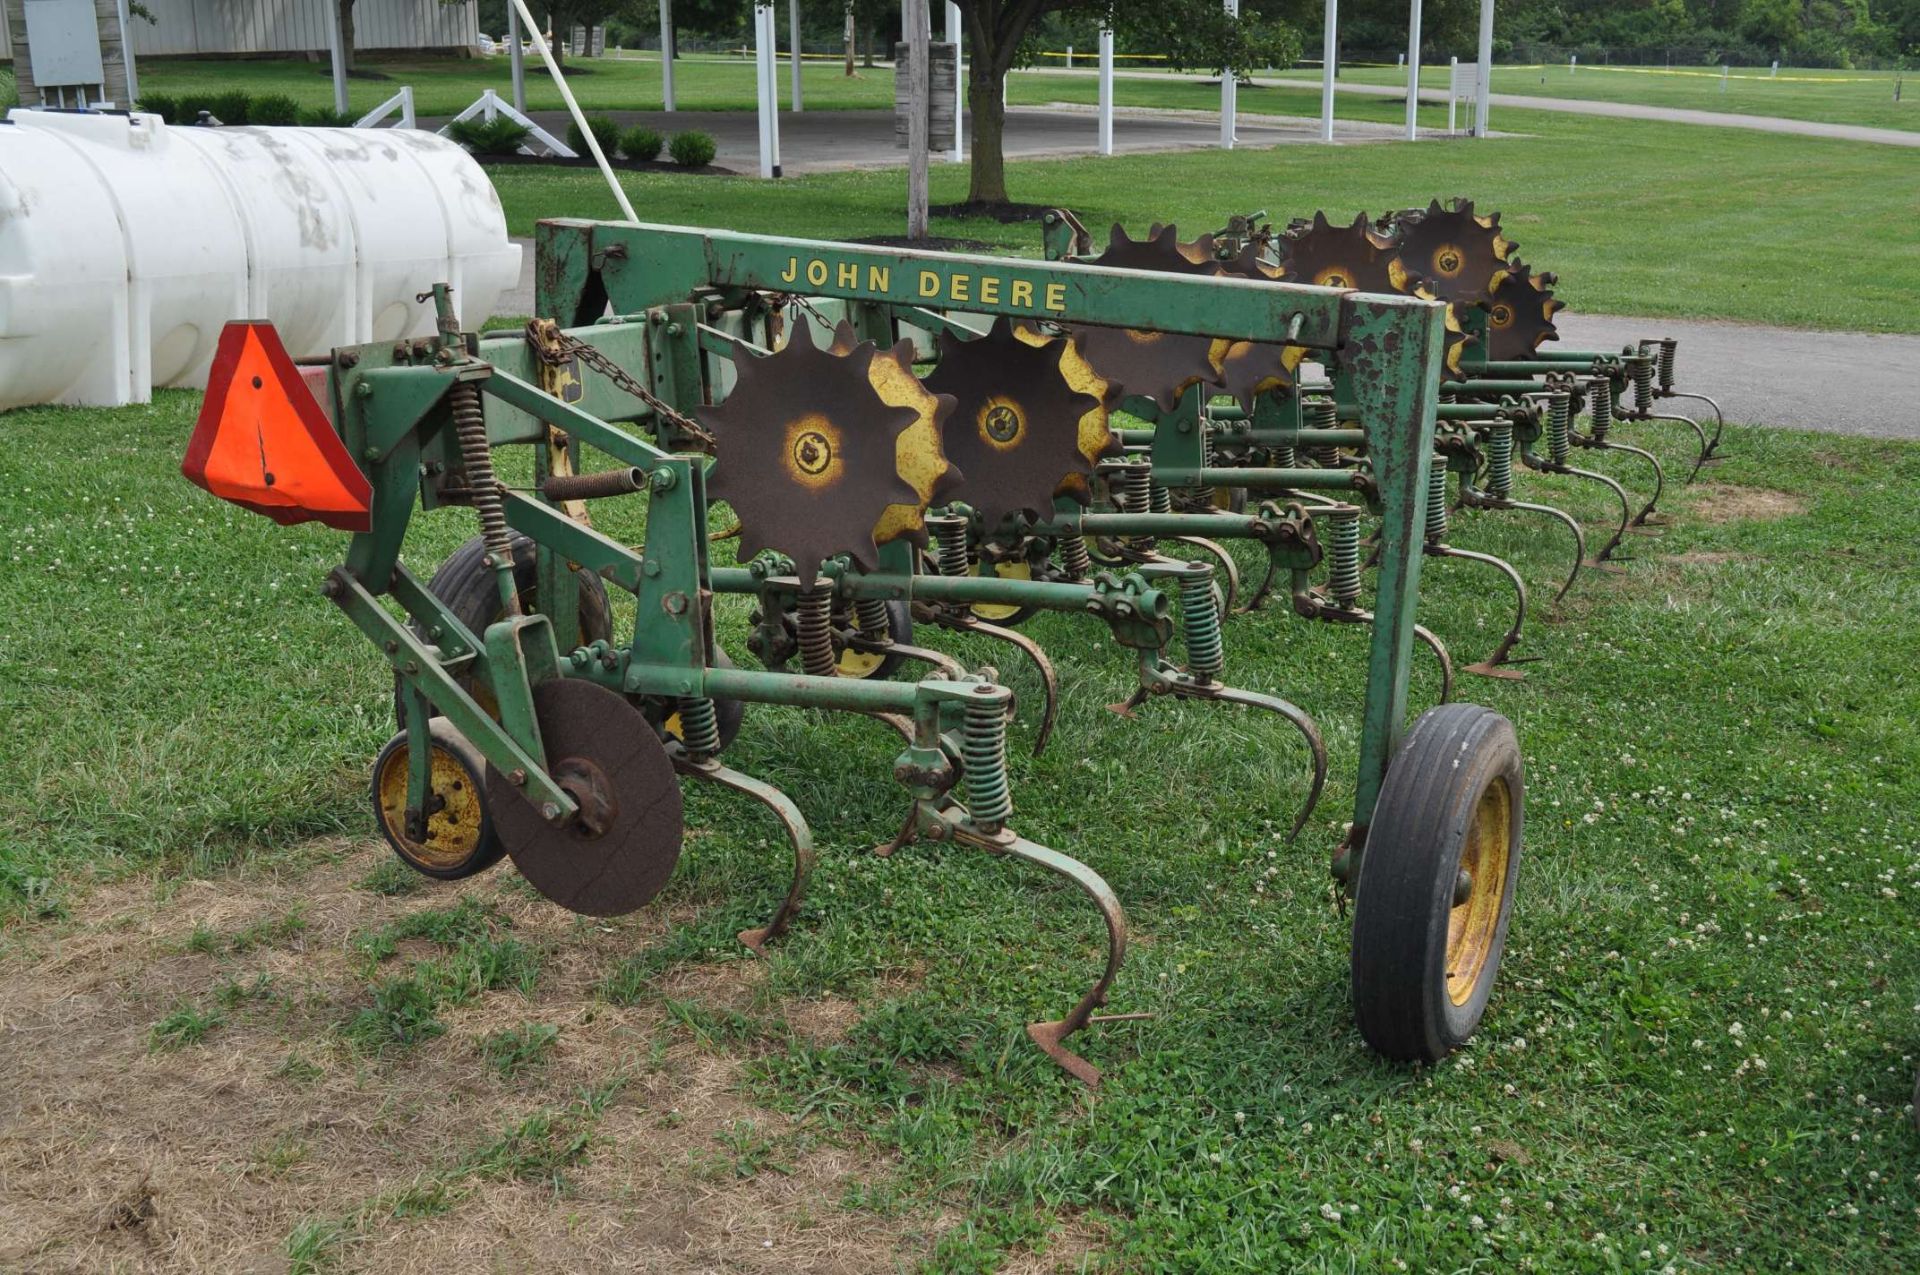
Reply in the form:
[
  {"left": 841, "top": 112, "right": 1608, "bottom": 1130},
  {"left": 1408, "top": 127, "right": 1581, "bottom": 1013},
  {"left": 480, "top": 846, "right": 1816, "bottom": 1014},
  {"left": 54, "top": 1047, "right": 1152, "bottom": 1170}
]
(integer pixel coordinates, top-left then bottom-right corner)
[
  {"left": 509, "top": 2, "right": 528, "bottom": 112},
  {"left": 904, "top": 0, "right": 929, "bottom": 239},
  {"left": 1097, "top": 27, "right": 1114, "bottom": 155},
  {"left": 1473, "top": 0, "right": 1493, "bottom": 136},
  {"left": 1404, "top": 0, "right": 1423, "bottom": 141},
  {"left": 1220, "top": 0, "right": 1239, "bottom": 149},
  {"left": 1447, "top": 56, "right": 1457, "bottom": 135},
  {"left": 1320, "top": 0, "right": 1337, "bottom": 141},
  {"left": 947, "top": 1, "right": 963, "bottom": 162},
  {"left": 789, "top": 0, "right": 803, "bottom": 111},
  {"left": 659, "top": 0, "right": 675, "bottom": 111},
  {"left": 330, "top": 6, "right": 351, "bottom": 115},
  {"left": 116, "top": 0, "right": 139, "bottom": 105},
  {"left": 755, "top": 4, "right": 782, "bottom": 176}
]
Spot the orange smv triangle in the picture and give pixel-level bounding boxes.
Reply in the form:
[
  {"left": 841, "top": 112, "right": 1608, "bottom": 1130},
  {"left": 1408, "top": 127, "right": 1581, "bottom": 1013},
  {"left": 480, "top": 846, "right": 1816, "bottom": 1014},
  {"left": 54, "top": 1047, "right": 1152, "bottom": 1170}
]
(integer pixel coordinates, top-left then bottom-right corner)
[{"left": 182, "top": 321, "right": 372, "bottom": 532}]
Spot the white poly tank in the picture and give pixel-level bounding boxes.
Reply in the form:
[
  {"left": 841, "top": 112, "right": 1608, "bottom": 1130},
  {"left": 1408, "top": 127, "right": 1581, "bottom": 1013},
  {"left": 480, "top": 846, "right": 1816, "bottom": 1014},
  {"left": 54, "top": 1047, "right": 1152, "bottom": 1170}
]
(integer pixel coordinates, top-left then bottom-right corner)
[{"left": 0, "top": 110, "right": 522, "bottom": 410}]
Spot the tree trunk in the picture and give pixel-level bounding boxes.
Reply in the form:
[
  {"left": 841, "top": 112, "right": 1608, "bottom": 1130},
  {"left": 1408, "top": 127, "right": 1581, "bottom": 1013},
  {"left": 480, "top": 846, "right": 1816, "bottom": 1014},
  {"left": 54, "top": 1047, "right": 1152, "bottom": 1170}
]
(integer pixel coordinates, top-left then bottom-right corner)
[
  {"left": 966, "top": 76, "right": 1007, "bottom": 205},
  {"left": 844, "top": 3, "right": 856, "bottom": 75},
  {"left": 337, "top": 0, "right": 356, "bottom": 74},
  {"left": 862, "top": 22, "right": 874, "bottom": 67}
]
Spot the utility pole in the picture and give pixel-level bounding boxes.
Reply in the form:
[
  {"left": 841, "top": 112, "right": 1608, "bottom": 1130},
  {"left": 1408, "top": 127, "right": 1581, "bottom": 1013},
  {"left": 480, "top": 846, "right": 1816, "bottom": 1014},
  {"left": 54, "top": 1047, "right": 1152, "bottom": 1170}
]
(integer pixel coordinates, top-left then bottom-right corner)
[{"left": 904, "top": 0, "right": 929, "bottom": 239}]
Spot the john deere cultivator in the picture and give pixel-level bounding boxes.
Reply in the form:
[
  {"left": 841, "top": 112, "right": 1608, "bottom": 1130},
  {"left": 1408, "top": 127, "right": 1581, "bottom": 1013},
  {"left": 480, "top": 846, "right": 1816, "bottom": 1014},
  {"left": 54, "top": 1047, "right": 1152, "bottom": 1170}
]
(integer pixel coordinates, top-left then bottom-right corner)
[
  {"left": 1037, "top": 200, "right": 1725, "bottom": 679},
  {"left": 184, "top": 218, "right": 1527, "bottom": 1084}
]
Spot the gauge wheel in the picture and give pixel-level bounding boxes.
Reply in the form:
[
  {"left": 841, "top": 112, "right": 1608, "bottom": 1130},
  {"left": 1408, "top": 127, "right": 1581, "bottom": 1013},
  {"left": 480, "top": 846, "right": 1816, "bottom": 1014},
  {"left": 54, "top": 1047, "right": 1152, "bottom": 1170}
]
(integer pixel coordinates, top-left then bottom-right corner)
[
  {"left": 835, "top": 598, "right": 913, "bottom": 679},
  {"left": 969, "top": 559, "right": 1041, "bottom": 627},
  {"left": 370, "top": 718, "right": 505, "bottom": 880},
  {"left": 1351, "top": 703, "right": 1523, "bottom": 1061},
  {"left": 393, "top": 533, "right": 613, "bottom": 728}
]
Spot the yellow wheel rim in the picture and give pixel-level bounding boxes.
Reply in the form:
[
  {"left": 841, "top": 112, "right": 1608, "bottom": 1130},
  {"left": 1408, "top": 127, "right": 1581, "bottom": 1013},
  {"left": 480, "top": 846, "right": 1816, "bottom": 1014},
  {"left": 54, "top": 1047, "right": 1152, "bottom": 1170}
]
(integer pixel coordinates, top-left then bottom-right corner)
[
  {"left": 835, "top": 607, "right": 889, "bottom": 678},
  {"left": 969, "top": 560, "right": 1032, "bottom": 621},
  {"left": 1446, "top": 776, "right": 1512, "bottom": 1005},
  {"left": 375, "top": 740, "right": 486, "bottom": 871}
]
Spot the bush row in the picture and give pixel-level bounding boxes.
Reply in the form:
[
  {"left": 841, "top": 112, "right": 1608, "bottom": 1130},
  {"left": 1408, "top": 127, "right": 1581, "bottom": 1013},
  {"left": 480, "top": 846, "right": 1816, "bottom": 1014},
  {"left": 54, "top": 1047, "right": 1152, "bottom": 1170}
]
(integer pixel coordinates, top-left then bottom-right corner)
[
  {"left": 129, "top": 93, "right": 718, "bottom": 169},
  {"left": 565, "top": 115, "right": 717, "bottom": 168},
  {"left": 136, "top": 91, "right": 352, "bottom": 127}
]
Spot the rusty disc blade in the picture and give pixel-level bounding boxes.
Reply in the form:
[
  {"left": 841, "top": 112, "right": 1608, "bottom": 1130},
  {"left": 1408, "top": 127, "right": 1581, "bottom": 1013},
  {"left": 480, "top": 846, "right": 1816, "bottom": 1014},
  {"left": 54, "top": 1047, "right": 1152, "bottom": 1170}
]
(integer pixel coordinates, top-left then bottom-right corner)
[
  {"left": 1390, "top": 198, "right": 1512, "bottom": 308},
  {"left": 698, "top": 323, "right": 930, "bottom": 586},
  {"left": 1481, "top": 259, "right": 1564, "bottom": 361},
  {"left": 1277, "top": 210, "right": 1404, "bottom": 293},
  {"left": 487, "top": 678, "right": 684, "bottom": 917},
  {"left": 922, "top": 318, "right": 1105, "bottom": 531}
]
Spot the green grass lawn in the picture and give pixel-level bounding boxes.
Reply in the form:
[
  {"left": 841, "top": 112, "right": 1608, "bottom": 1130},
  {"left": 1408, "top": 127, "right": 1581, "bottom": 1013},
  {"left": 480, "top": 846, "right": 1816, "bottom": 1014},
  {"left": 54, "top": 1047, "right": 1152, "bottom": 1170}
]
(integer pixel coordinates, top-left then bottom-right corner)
[
  {"left": 136, "top": 52, "right": 1916, "bottom": 133},
  {"left": 484, "top": 108, "right": 1920, "bottom": 333},
  {"left": 2, "top": 386, "right": 1917, "bottom": 1268}
]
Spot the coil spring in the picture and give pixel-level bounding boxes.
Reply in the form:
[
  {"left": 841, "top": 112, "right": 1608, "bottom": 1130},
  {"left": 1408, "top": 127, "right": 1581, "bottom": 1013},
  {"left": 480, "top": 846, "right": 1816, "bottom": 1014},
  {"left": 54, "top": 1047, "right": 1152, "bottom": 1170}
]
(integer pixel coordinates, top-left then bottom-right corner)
[
  {"left": 1180, "top": 566, "right": 1224, "bottom": 679},
  {"left": 1114, "top": 463, "right": 1153, "bottom": 513},
  {"left": 1588, "top": 376, "right": 1614, "bottom": 443},
  {"left": 1629, "top": 355, "right": 1655, "bottom": 417},
  {"left": 1658, "top": 337, "right": 1678, "bottom": 391},
  {"left": 450, "top": 381, "right": 516, "bottom": 582},
  {"left": 1149, "top": 481, "right": 1174, "bottom": 515},
  {"left": 962, "top": 691, "right": 1013, "bottom": 827},
  {"left": 677, "top": 696, "right": 721, "bottom": 757},
  {"left": 1425, "top": 457, "right": 1450, "bottom": 543},
  {"left": 929, "top": 514, "right": 971, "bottom": 577},
  {"left": 796, "top": 587, "right": 837, "bottom": 677},
  {"left": 1546, "top": 391, "right": 1572, "bottom": 465},
  {"left": 1306, "top": 397, "right": 1341, "bottom": 466},
  {"left": 1058, "top": 535, "right": 1092, "bottom": 579},
  {"left": 1325, "top": 509, "right": 1362, "bottom": 608},
  {"left": 854, "top": 595, "right": 893, "bottom": 639},
  {"left": 1487, "top": 420, "right": 1515, "bottom": 501}
]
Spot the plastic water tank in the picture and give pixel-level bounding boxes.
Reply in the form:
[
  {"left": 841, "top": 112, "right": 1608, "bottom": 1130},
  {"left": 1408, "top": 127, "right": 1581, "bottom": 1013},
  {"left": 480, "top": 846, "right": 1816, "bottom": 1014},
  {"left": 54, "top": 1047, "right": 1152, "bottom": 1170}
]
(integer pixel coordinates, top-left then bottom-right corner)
[{"left": 0, "top": 110, "right": 522, "bottom": 410}]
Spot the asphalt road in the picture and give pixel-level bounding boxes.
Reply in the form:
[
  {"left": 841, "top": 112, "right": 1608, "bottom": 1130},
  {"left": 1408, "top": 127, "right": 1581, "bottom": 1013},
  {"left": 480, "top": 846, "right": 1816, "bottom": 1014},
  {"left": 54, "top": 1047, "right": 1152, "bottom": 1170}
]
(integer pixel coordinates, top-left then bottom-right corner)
[{"left": 478, "top": 102, "right": 1453, "bottom": 176}]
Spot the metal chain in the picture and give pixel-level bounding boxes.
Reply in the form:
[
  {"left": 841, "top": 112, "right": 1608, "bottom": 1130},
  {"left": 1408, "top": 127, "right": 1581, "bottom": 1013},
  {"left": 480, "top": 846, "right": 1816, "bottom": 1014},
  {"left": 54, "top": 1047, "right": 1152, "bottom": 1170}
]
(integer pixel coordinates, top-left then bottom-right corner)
[{"left": 525, "top": 319, "right": 716, "bottom": 452}]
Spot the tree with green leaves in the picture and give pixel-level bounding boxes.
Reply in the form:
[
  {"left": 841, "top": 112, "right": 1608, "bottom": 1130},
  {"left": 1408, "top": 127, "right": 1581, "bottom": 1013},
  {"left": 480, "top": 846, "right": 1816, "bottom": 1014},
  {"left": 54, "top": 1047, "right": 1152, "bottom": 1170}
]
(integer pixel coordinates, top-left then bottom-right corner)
[{"left": 953, "top": 1, "right": 1300, "bottom": 206}]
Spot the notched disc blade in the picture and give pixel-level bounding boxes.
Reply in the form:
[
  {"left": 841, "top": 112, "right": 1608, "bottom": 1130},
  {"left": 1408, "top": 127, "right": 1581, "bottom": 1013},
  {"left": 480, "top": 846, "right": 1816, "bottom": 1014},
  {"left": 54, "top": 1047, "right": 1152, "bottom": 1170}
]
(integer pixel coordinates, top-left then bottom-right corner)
[{"left": 487, "top": 678, "right": 684, "bottom": 917}]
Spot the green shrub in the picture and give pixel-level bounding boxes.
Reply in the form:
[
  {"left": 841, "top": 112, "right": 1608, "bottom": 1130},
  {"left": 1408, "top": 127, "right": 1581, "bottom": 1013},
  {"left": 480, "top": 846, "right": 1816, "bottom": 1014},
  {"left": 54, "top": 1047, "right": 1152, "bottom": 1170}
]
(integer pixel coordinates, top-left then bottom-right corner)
[
  {"left": 565, "top": 114, "right": 622, "bottom": 157},
  {"left": 298, "top": 106, "right": 359, "bottom": 127},
  {"left": 137, "top": 93, "right": 178, "bottom": 123},
  {"left": 208, "top": 90, "right": 252, "bottom": 125},
  {"left": 668, "top": 130, "right": 717, "bottom": 168},
  {"left": 248, "top": 93, "right": 302, "bottom": 126},
  {"left": 0, "top": 68, "right": 17, "bottom": 112},
  {"left": 447, "top": 115, "right": 533, "bottom": 157},
  {"left": 619, "top": 125, "right": 664, "bottom": 163}
]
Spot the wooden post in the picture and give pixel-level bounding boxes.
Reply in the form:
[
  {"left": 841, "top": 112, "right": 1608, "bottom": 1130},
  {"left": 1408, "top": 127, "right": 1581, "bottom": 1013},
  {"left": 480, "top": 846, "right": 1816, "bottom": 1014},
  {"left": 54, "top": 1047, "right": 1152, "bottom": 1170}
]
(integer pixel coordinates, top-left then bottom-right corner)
[{"left": 904, "top": 0, "right": 929, "bottom": 240}]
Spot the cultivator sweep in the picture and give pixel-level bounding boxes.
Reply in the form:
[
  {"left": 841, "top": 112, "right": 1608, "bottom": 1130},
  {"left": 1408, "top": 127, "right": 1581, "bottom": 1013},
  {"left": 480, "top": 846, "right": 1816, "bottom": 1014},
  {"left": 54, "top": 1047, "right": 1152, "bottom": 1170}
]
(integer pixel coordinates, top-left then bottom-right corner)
[
  {"left": 183, "top": 217, "right": 1529, "bottom": 1084},
  {"left": 1038, "top": 200, "right": 1726, "bottom": 678}
]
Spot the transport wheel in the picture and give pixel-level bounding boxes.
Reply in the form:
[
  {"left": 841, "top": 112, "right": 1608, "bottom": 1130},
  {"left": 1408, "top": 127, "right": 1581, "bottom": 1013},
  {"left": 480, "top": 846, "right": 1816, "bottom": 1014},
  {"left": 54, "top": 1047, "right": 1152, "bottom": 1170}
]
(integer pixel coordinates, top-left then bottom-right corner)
[
  {"left": 394, "top": 533, "right": 612, "bottom": 727},
  {"left": 1351, "top": 703, "right": 1523, "bottom": 1062},
  {"left": 835, "top": 598, "right": 913, "bottom": 679},
  {"left": 370, "top": 718, "right": 505, "bottom": 880},
  {"left": 969, "top": 559, "right": 1040, "bottom": 627}
]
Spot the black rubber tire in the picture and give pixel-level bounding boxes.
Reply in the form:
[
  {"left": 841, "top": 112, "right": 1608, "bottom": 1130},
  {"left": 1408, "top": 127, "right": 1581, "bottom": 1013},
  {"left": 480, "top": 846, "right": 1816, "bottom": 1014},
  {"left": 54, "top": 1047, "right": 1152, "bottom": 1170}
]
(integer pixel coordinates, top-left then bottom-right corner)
[
  {"left": 1350, "top": 702, "right": 1523, "bottom": 1062},
  {"left": 370, "top": 718, "right": 507, "bottom": 880},
  {"left": 393, "top": 533, "right": 613, "bottom": 729}
]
